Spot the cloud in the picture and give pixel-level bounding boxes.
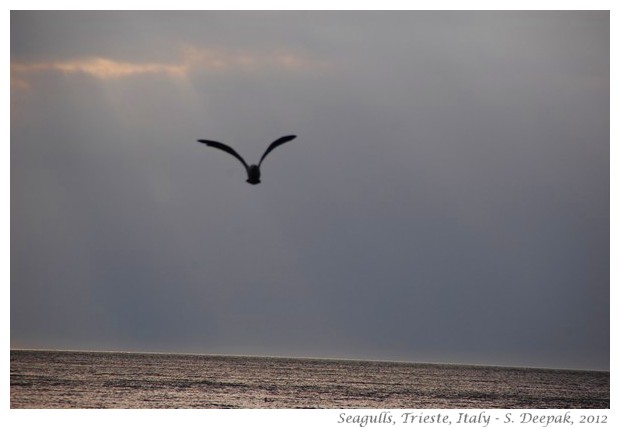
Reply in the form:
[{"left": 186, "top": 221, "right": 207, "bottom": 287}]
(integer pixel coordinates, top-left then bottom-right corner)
[
  {"left": 10, "top": 11, "right": 609, "bottom": 370},
  {"left": 10, "top": 46, "right": 330, "bottom": 90}
]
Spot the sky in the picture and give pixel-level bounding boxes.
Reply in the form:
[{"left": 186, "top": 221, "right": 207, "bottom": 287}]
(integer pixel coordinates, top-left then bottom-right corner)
[{"left": 10, "top": 10, "right": 609, "bottom": 370}]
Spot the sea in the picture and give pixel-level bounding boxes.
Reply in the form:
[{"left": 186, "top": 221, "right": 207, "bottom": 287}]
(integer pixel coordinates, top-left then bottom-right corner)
[{"left": 10, "top": 349, "right": 609, "bottom": 409}]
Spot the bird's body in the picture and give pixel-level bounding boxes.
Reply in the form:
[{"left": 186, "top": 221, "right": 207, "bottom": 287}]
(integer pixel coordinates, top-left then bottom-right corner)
[
  {"left": 246, "top": 164, "right": 261, "bottom": 185},
  {"left": 198, "top": 135, "right": 296, "bottom": 184}
]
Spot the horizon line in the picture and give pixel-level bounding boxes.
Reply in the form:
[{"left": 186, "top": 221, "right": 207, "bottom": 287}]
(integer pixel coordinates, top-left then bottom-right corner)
[{"left": 10, "top": 347, "right": 609, "bottom": 373}]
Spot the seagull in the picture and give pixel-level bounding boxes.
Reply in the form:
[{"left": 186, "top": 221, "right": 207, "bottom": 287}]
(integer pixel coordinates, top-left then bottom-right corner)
[{"left": 197, "top": 135, "right": 297, "bottom": 184}]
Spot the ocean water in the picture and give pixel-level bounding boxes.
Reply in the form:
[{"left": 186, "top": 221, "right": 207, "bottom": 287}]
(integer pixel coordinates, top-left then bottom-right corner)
[{"left": 10, "top": 350, "right": 609, "bottom": 409}]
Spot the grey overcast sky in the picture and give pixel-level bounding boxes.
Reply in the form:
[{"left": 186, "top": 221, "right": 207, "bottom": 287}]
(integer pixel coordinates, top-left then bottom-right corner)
[{"left": 10, "top": 10, "right": 609, "bottom": 370}]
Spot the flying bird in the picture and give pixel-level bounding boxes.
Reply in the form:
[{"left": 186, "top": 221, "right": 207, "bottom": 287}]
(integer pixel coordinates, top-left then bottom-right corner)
[{"left": 198, "top": 135, "right": 297, "bottom": 184}]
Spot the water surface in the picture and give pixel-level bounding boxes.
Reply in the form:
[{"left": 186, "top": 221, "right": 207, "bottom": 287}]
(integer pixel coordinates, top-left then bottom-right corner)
[{"left": 10, "top": 350, "right": 609, "bottom": 409}]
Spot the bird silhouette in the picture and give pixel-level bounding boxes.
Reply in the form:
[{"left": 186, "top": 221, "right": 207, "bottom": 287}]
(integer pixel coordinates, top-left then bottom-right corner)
[{"left": 198, "top": 135, "right": 297, "bottom": 184}]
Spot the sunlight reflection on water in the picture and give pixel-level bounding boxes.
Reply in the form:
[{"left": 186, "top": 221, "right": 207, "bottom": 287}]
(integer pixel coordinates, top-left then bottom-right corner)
[{"left": 10, "top": 350, "right": 609, "bottom": 409}]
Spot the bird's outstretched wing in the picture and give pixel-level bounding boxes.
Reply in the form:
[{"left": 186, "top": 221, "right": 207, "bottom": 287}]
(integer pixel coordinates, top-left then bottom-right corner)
[
  {"left": 198, "top": 140, "right": 249, "bottom": 169},
  {"left": 259, "top": 135, "right": 297, "bottom": 166}
]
